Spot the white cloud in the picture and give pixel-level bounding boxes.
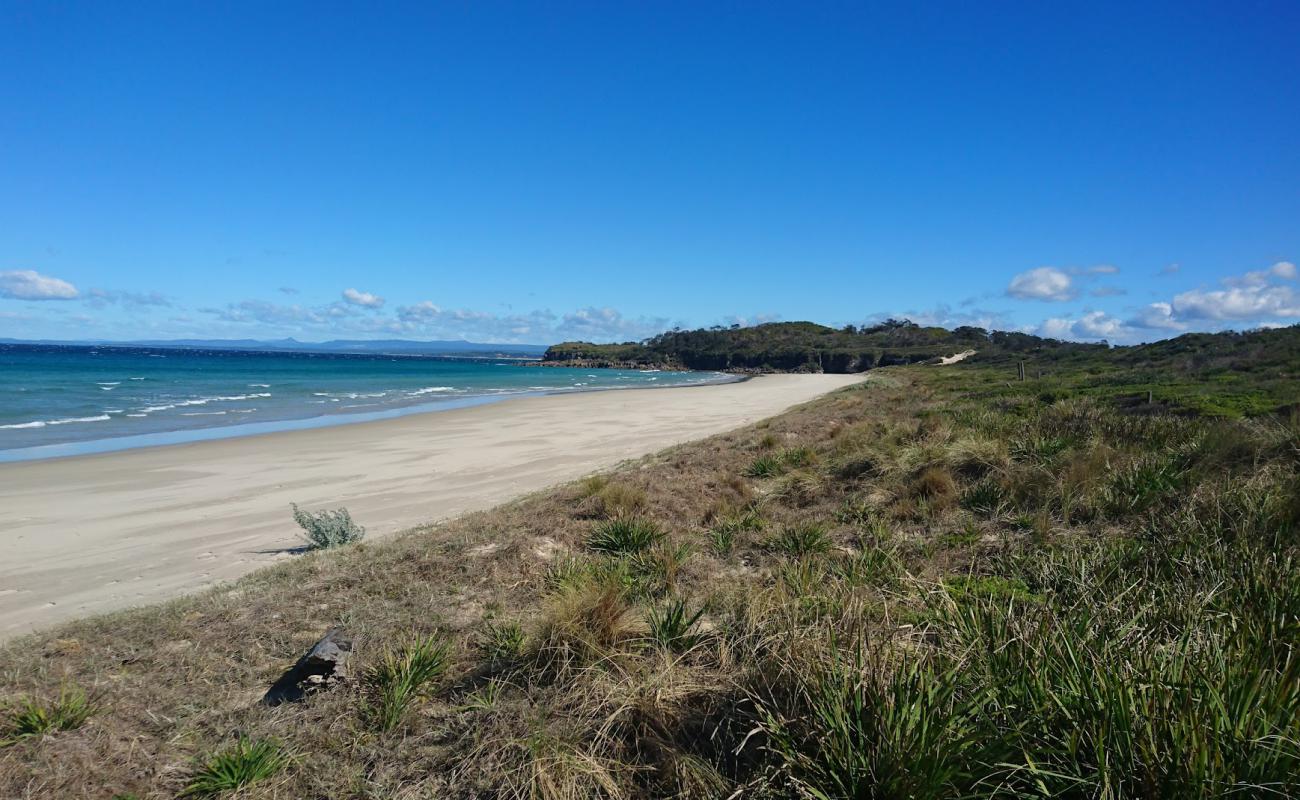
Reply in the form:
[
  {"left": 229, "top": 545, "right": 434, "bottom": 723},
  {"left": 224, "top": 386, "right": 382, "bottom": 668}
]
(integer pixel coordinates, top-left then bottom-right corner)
[
  {"left": 0, "top": 269, "right": 79, "bottom": 300},
  {"left": 396, "top": 300, "right": 443, "bottom": 322},
  {"left": 1171, "top": 262, "right": 1299, "bottom": 321},
  {"left": 85, "top": 288, "right": 172, "bottom": 309},
  {"left": 1007, "top": 267, "right": 1075, "bottom": 301},
  {"left": 1128, "top": 302, "right": 1186, "bottom": 331},
  {"left": 1085, "top": 264, "right": 1119, "bottom": 275},
  {"left": 200, "top": 299, "right": 326, "bottom": 326},
  {"left": 1224, "top": 260, "right": 1296, "bottom": 289},
  {"left": 1072, "top": 310, "right": 1128, "bottom": 339},
  {"left": 1036, "top": 318, "right": 1075, "bottom": 339},
  {"left": 719, "top": 313, "right": 782, "bottom": 328},
  {"left": 556, "top": 306, "right": 671, "bottom": 341},
  {"left": 342, "top": 288, "right": 385, "bottom": 309},
  {"left": 1036, "top": 311, "right": 1132, "bottom": 342}
]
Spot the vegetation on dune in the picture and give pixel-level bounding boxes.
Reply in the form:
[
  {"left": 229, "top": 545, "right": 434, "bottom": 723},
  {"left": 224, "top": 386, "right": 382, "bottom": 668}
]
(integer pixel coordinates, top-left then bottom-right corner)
[
  {"left": 289, "top": 502, "right": 366, "bottom": 549},
  {"left": 5, "top": 338, "right": 1300, "bottom": 798},
  {"left": 546, "top": 318, "right": 1300, "bottom": 418},
  {"left": 544, "top": 318, "right": 1060, "bottom": 372},
  {"left": 181, "top": 738, "right": 290, "bottom": 797},
  {"left": 0, "top": 685, "right": 95, "bottom": 747}
]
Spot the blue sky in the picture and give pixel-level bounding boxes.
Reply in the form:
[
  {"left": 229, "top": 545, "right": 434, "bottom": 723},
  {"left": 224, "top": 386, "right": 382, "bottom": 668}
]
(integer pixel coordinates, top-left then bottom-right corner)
[{"left": 1, "top": 1, "right": 1297, "bottom": 345}]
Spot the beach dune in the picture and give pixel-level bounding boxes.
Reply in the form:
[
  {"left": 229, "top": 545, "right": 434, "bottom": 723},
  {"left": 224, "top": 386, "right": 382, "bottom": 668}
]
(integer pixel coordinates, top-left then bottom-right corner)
[{"left": 0, "top": 374, "right": 860, "bottom": 638}]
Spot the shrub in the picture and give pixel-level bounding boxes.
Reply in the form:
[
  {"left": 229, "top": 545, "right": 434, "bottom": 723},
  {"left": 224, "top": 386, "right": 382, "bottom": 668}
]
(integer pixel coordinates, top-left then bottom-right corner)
[
  {"left": 365, "top": 635, "right": 452, "bottom": 732},
  {"left": 579, "top": 482, "right": 649, "bottom": 519},
  {"left": 911, "top": 466, "right": 957, "bottom": 504},
  {"left": 535, "top": 581, "right": 641, "bottom": 672},
  {"left": 780, "top": 446, "right": 817, "bottom": 468},
  {"left": 743, "top": 454, "right": 784, "bottom": 478},
  {"left": 182, "top": 738, "right": 290, "bottom": 797},
  {"left": 478, "top": 620, "right": 527, "bottom": 666},
  {"left": 829, "top": 546, "right": 903, "bottom": 588},
  {"left": 757, "top": 650, "right": 979, "bottom": 799},
  {"left": 647, "top": 597, "right": 706, "bottom": 652},
  {"left": 575, "top": 475, "right": 609, "bottom": 497},
  {"left": 1102, "top": 457, "right": 1186, "bottom": 517},
  {"left": 768, "top": 523, "right": 832, "bottom": 557},
  {"left": 773, "top": 470, "right": 822, "bottom": 507},
  {"left": 960, "top": 479, "right": 1006, "bottom": 515},
  {"left": 707, "top": 526, "right": 736, "bottom": 556},
  {"left": 290, "top": 503, "right": 365, "bottom": 549},
  {"left": 943, "top": 575, "right": 1042, "bottom": 605},
  {"left": 2, "top": 685, "right": 95, "bottom": 745},
  {"left": 588, "top": 517, "right": 664, "bottom": 554}
]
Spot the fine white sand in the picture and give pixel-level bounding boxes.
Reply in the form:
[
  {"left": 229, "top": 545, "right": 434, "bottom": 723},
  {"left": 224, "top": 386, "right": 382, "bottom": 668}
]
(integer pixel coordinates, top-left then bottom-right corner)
[{"left": 0, "top": 374, "right": 861, "bottom": 639}]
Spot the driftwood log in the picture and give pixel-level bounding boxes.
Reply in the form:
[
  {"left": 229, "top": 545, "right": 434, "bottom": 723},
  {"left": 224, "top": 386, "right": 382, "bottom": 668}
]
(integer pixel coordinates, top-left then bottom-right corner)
[{"left": 262, "top": 628, "right": 354, "bottom": 706}]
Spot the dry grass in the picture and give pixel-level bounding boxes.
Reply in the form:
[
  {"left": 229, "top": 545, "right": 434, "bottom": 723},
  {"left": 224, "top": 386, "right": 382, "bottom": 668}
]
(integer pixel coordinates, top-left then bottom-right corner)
[{"left": 3, "top": 366, "right": 1298, "bottom": 797}]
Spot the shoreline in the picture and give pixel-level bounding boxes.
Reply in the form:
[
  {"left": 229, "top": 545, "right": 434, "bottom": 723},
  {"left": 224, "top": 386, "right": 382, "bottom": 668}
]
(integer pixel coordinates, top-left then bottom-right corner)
[
  {"left": 0, "top": 373, "right": 859, "bottom": 639},
  {"left": 0, "top": 371, "right": 746, "bottom": 464}
]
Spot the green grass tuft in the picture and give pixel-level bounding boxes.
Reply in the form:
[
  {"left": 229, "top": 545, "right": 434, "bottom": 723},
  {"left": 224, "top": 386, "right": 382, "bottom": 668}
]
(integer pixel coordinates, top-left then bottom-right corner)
[
  {"left": 182, "top": 737, "right": 290, "bottom": 797},
  {"left": 587, "top": 516, "right": 664, "bottom": 554},
  {"left": 1, "top": 685, "right": 95, "bottom": 746},
  {"left": 365, "top": 635, "right": 452, "bottom": 732},
  {"left": 646, "top": 596, "right": 707, "bottom": 652},
  {"left": 768, "top": 522, "right": 833, "bottom": 557}
]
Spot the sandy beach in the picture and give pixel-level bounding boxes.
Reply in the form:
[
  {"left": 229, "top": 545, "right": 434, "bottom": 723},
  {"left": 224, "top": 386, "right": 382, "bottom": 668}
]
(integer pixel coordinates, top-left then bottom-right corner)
[{"left": 0, "top": 374, "right": 860, "bottom": 639}]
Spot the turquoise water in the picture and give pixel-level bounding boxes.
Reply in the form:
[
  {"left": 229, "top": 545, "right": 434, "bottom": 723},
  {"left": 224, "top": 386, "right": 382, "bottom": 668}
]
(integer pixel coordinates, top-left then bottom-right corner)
[{"left": 0, "top": 344, "right": 731, "bottom": 461}]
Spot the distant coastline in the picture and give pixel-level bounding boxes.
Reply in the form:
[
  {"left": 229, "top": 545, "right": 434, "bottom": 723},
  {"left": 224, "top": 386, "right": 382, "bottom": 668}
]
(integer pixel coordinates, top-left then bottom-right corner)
[{"left": 0, "top": 343, "right": 734, "bottom": 462}]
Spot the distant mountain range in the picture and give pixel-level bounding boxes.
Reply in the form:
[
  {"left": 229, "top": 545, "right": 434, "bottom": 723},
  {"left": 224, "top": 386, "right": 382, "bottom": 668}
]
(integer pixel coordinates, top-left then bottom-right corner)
[{"left": 0, "top": 337, "right": 548, "bottom": 358}]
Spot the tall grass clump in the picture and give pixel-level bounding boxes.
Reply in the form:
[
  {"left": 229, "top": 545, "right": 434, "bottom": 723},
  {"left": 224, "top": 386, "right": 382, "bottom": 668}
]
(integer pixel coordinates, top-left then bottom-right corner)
[
  {"left": 577, "top": 478, "right": 649, "bottom": 519},
  {"left": 768, "top": 522, "right": 832, "bottom": 557},
  {"left": 588, "top": 516, "right": 664, "bottom": 554},
  {"left": 757, "top": 648, "right": 980, "bottom": 798},
  {"left": 1, "top": 685, "right": 95, "bottom": 746},
  {"left": 365, "top": 635, "right": 452, "bottom": 732},
  {"left": 182, "top": 737, "right": 290, "bottom": 797},
  {"left": 478, "top": 619, "right": 527, "bottom": 667},
  {"left": 959, "top": 478, "right": 1006, "bottom": 515},
  {"left": 744, "top": 453, "right": 784, "bottom": 478},
  {"left": 290, "top": 502, "right": 365, "bottom": 549},
  {"left": 647, "top": 597, "right": 706, "bottom": 652}
]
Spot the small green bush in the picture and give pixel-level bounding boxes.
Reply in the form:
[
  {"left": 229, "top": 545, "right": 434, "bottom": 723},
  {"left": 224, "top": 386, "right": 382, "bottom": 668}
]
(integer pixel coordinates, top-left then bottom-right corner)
[
  {"left": 960, "top": 479, "right": 1006, "bottom": 515},
  {"left": 707, "top": 526, "right": 736, "bottom": 556},
  {"left": 2, "top": 685, "right": 95, "bottom": 746},
  {"left": 744, "top": 454, "right": 784, "bottom": 478},
  {"left": 768, "top": 523, "right": 833, "bottom": 557},
  {"left": 588, "top": 517, "right": 664, "bottom": 554},
  {"left": 182, "top": 737, "right": 290, "bottom": 797},
  {"left": 478, "top": 620, "right": 527, "bottom": 665},
  {"left": 365, "top": 635, "right": 452, "bottom": 732},
  {"left": 647, "top": 597, "right": 706, "bottom": 652},
  {"left": 290, "top": 503, "right": 365, "bottom": 549}
]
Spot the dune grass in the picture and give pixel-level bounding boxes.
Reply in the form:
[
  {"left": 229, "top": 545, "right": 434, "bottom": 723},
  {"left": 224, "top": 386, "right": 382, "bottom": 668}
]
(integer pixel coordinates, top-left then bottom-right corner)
[
  {"left": 0, "top": 686, "right": 94, "bottom": 747},
  {"left": 364, "top": 635, "right": 452, "bottom": 732},
  {"left": 181, "top": 738, "right": 290, "bottom": 797},
  {"left": 3, "top": 359, "right": 1300, "bottom": 797}
]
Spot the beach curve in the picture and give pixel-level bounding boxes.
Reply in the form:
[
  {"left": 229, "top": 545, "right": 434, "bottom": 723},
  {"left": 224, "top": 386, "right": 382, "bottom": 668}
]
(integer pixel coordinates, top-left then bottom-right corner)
[{"left": 0, "top": 373, "right": 861, "bottom": 639}]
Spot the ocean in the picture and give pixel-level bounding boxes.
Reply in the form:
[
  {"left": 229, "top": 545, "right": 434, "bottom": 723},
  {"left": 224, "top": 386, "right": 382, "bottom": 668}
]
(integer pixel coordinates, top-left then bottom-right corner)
[{"left": 0, "top": 344, "right": 731, "bottom": 461}]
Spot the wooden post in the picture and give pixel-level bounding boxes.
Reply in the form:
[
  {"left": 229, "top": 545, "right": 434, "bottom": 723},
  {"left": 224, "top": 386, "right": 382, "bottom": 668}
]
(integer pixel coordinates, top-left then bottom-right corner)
[
  {"left": 1148, "top": 390, "right": 1153, "bottom": 405},
  {"left": 1017, "top": 361, "right": 1025, "bottom": 381}
]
